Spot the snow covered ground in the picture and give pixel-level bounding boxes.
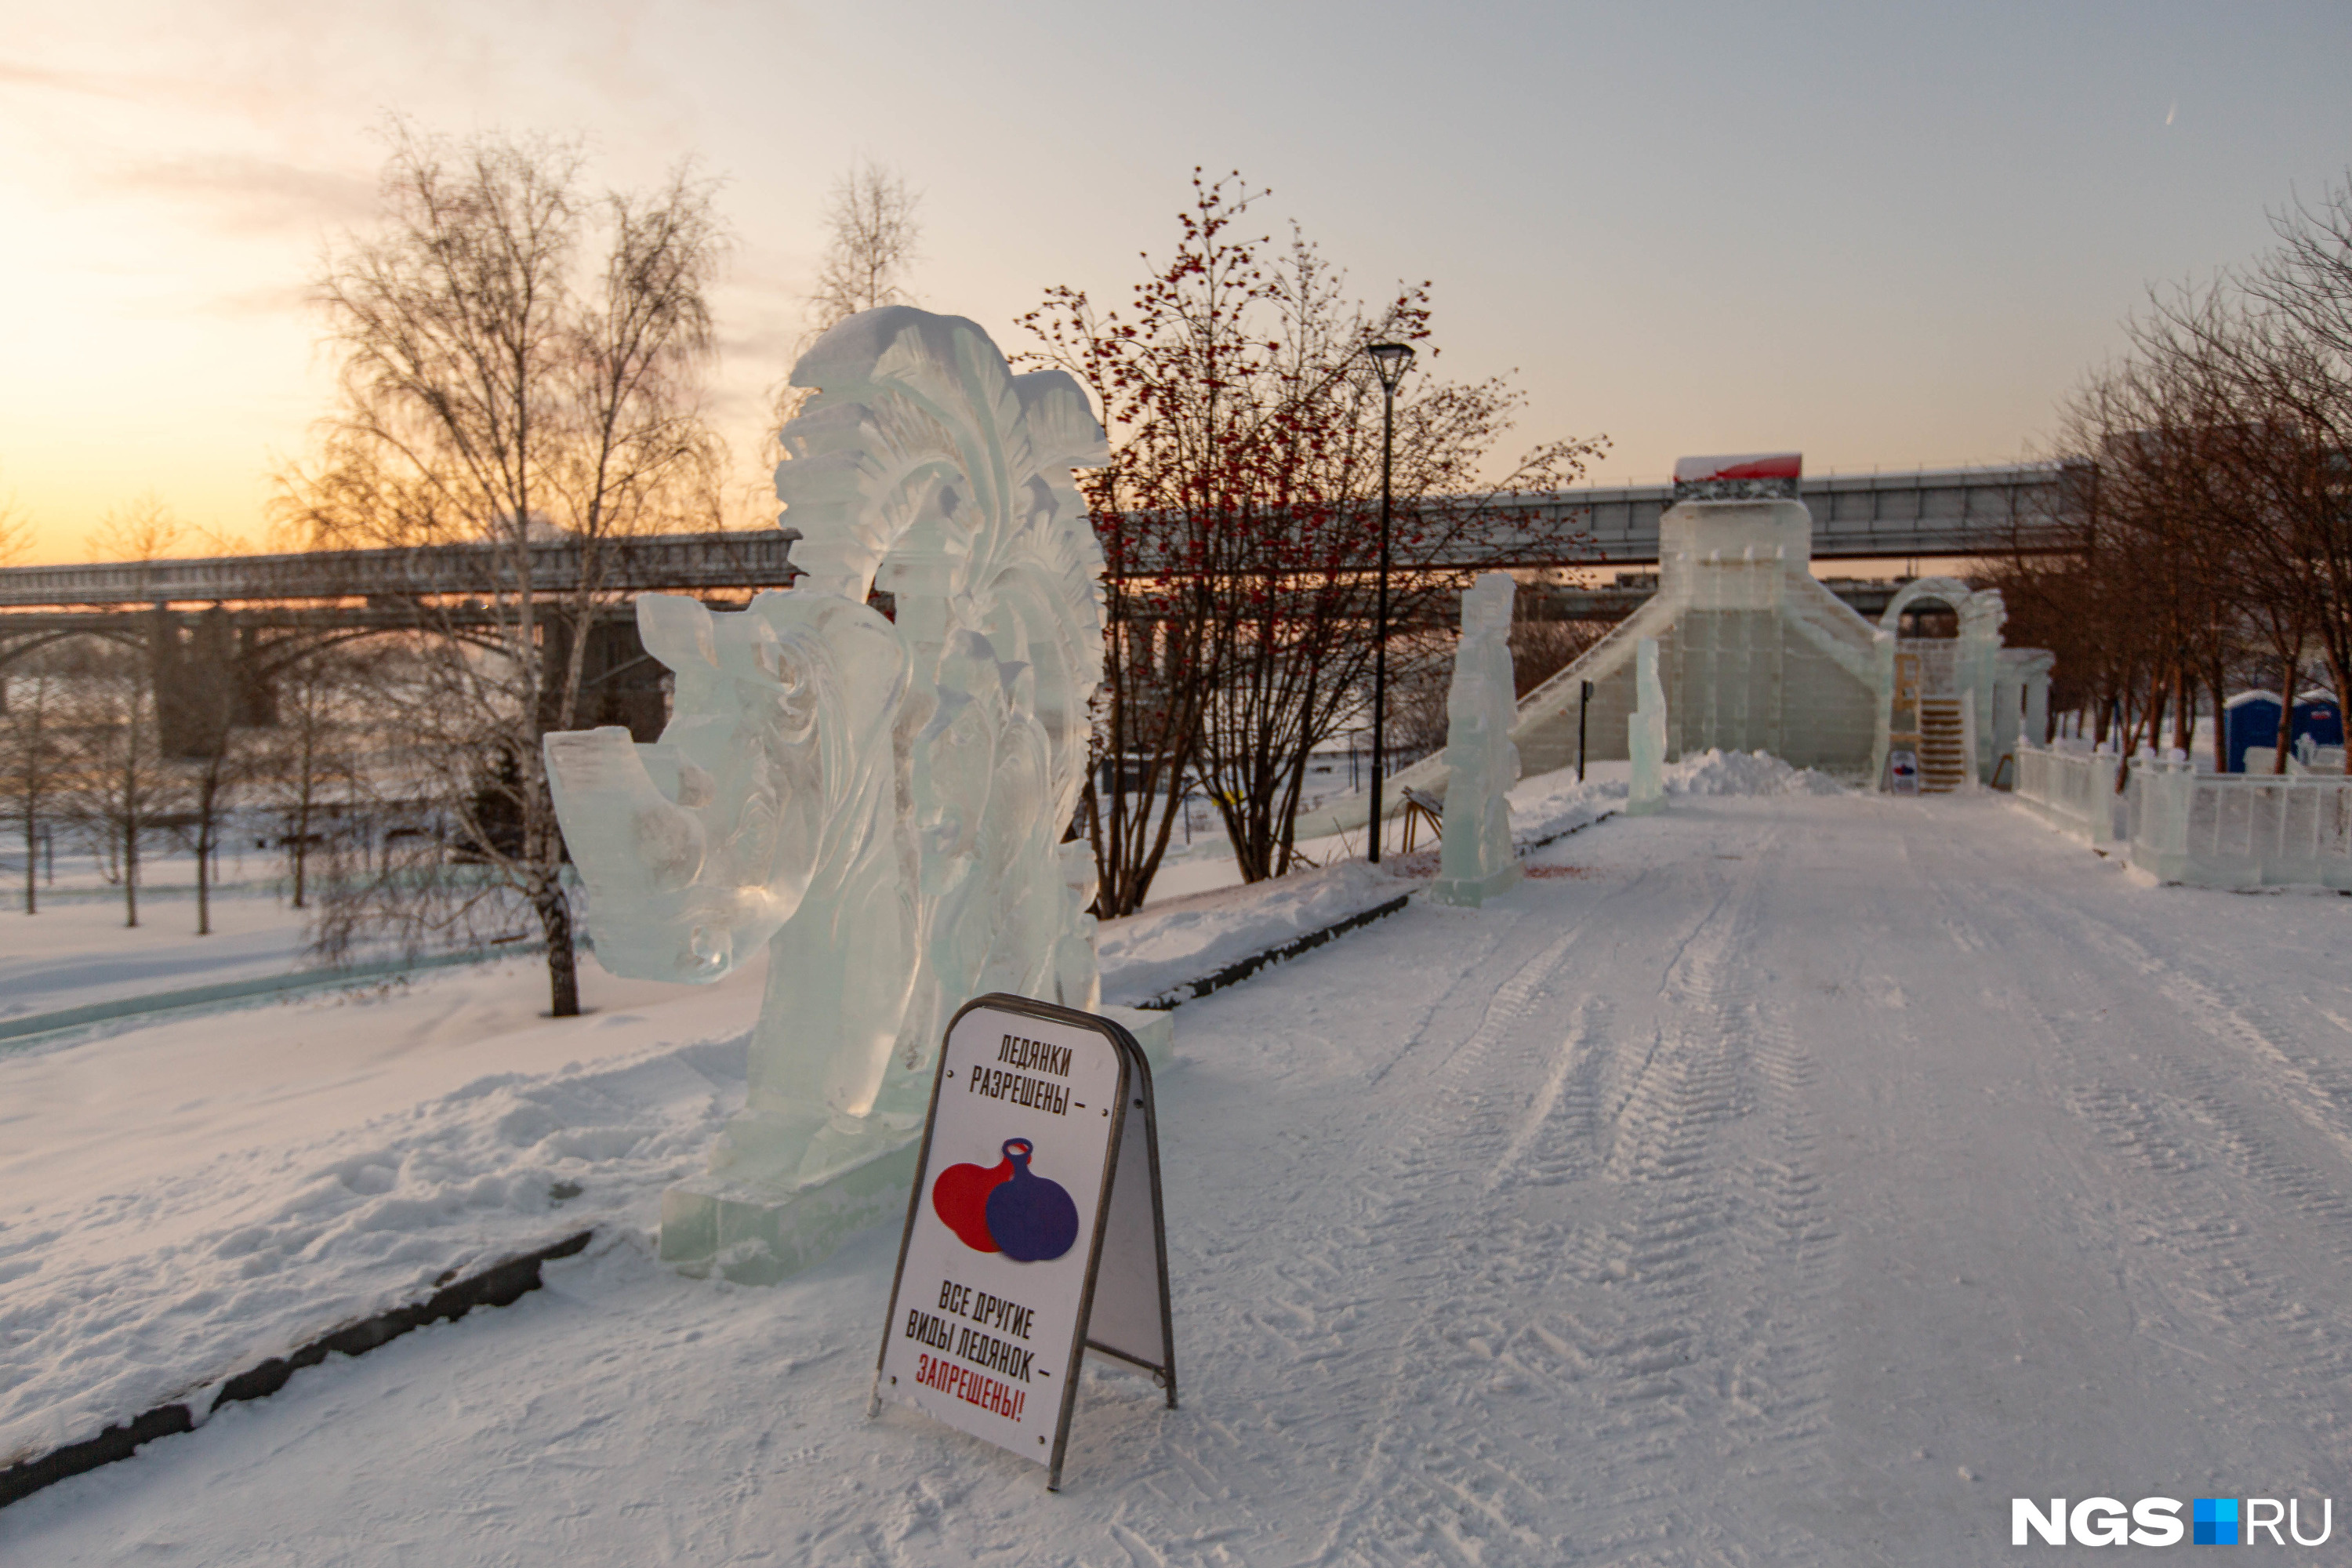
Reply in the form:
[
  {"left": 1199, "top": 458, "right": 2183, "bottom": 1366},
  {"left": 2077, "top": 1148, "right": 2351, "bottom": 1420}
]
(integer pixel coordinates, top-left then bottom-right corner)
[
  {"left": 0, "top": 949, "right": 773, "bottom": 1464},
  {"left": 12, "top": 783, "right": 2352, "bottom": 1561},
  {"left": 0, "top": 833, "right": 1454, "bottom": 1471},
  {"left": 0, "top": 893, "right": 313, "bottom": 1024},
  {"left": 1099, "top": 860, "right": 1421, "bottom": 1007}
]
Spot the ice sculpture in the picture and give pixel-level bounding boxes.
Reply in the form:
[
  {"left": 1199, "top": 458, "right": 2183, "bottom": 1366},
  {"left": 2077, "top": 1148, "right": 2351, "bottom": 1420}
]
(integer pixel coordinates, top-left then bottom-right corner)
[
  {"left": 1627, "top": 637, "right": 1666, "bottom": 815},
  {"left": 544, "top": 309, "right": 1112, "bottom": 1271},
  {"left": 1432, "top": 573, "right": 1523, "bottom": 907}
]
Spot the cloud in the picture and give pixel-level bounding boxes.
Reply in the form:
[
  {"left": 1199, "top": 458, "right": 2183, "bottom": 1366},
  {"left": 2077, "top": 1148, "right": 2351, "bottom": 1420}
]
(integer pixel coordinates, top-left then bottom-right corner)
[
  {"left": 100, "top": 153, "right": 376, "bottom": 235},
  {"left": 0, "top": 57, "right": 144, "bottom": 101},
  {"left": 208, "top": 281, "right": 313, "bottom": 317},
  {"left": 717, "top": 323, "right": 802, "bottom": 361}
]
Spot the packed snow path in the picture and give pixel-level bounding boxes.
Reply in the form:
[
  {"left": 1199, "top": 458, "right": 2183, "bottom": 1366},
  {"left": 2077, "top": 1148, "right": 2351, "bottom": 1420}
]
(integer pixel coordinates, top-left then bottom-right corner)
[{"left": 10, "top": 791, "right": 2352, "bottom": 1563}]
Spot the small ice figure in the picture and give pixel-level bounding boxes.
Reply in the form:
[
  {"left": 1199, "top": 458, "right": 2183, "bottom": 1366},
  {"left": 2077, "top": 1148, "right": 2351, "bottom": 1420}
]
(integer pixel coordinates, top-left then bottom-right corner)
[
  {"left": 1432, "top": 572, "right": 1523, "bottom": 907},
  {"left": 1627, "top": 637, "right": 1667, "bottom": 816}
]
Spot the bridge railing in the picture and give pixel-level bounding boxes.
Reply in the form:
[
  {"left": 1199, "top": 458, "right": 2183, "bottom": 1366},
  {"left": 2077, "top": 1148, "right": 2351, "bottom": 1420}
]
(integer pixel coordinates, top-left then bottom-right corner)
[{"left": 0, "top": 530, "right": 803, "bottom": 610}]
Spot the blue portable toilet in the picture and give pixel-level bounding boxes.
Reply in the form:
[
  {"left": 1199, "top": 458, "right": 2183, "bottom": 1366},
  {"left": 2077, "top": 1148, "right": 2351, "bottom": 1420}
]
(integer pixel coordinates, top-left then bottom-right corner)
[
  {"left": 2296, "top": 689, "right": 2343, "bottom": 753},
  {"left": 2225, "top": 690, "right": 2343, "bottom": 771},
  {"left": 2227, "top": 691, "right": 2281, "bottom": 772}
]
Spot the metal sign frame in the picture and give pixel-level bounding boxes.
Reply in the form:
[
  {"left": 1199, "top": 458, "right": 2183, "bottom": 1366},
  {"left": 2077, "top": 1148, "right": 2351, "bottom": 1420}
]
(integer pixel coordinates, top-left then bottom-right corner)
[{"left": 871, "top": 992, "right": 1178, "bottom": 1491}]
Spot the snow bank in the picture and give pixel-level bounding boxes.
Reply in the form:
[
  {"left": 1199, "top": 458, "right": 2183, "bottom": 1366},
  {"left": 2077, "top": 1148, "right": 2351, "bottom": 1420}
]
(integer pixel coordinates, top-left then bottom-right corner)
[
  {"left": 0, "top": 1039, "right": 741, "bottom": 1469},
  {"left": 1096, "top": 860, "right": 1417, "bottom": 1009},
  {"left": 1663, "top": 747, "right": 1846, "bottom": 797},
  {"left": 1508, "top": 768, "right": 1624, "bottom": 845},
  {"left": 1495, "top": 751, "right": 1837, "bottom": 843}
]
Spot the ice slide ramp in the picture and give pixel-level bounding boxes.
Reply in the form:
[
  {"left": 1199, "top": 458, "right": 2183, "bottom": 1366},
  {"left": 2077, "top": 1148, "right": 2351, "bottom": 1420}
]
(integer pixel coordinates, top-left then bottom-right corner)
[{"left": 1293, "top": 498, "right": 1886, "bottom": 842}]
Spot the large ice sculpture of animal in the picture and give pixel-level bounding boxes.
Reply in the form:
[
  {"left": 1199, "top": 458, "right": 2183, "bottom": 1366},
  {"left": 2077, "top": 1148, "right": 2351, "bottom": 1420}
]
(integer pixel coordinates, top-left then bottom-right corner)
[
  {"left": 1627, "top": 637, "right": 1667, "bottom": 815},
  {"left": 1433, "top": 573, "right": 1524, "bottom": 907},
  {"left": 545, "top": 308, "right": 1109, "bottom": 1214}
]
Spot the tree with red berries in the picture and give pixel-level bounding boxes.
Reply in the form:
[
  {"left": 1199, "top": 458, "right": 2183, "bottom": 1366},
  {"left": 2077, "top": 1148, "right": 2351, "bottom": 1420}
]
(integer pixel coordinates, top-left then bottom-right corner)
[{"left": 1024, "top": 172, "right": 1606, "bottom": 909}]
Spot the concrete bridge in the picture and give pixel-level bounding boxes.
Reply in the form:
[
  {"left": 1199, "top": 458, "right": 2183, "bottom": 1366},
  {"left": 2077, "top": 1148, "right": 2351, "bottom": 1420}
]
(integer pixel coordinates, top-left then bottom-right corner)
[
  {"left": 0, "top": 463, "right": 2064, "bottom": 612},
  {"left": 0, "top": 532, "right": 804, "bottom": 753},
  {"left": 0, "top": 464, "right": 2063, "bottom": 753}
]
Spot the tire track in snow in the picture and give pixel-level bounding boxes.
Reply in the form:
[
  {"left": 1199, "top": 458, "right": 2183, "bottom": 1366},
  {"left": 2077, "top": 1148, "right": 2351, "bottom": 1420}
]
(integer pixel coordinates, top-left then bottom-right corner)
[
  {"left": 1513, "top": 834, "right": 1840, "bottom": 1557},
  {"left": 1281, "top": 826, "right": 1844, "bottom": 1564},
  {"left": 1982, "top": 877, "right": 2352, "bottom": 1262},
  {"left": 1723, "top": 1003, "right": 1838, "bottom": 1457},
  {"left": 1048, "top": 918, "right": 1532, "bottom": 1564},
  {"left": 1483, "top": 996, "right": 1610, "bottom": 1196},
  {"left": 1287, "top": 920, "right": 1600, "bottom": 1566},
  {"left": 1922, "top": 861, "right": 2352, "bottom": 1484},
  {"left": 2051, "top": 893, "right": 2352, "bottom": 1170}
]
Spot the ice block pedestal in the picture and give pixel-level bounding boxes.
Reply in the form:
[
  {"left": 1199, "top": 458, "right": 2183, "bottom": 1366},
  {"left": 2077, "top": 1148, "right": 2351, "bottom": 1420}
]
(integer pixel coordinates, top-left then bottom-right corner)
[
  {"left": 657, "top": 1005, "right": 1174, "bottom": 1283},
  {"left": 659, "top": 1139, "right": 924, "bottom": 1286},
  {"left": 1106, "top": 1004, "right": 1177, "bottom": 1075}
]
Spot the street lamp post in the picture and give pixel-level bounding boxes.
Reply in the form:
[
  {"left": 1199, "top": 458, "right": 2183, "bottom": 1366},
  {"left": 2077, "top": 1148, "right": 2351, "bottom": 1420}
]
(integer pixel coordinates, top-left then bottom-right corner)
[{"left": 1365, "top": 341, "right": 1415, "bottom": 865}]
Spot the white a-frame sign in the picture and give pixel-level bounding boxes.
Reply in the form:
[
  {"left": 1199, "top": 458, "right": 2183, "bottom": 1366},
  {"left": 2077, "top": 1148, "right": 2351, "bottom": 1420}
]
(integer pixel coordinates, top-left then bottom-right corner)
[{"left": 872, "top": 993, "right": 1178, "bottom": 1490}]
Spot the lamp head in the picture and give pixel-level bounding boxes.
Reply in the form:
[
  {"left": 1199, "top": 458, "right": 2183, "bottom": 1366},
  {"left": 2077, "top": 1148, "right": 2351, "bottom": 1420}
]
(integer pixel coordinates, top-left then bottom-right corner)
[{"left": 1367, "top": 341, "right": 1416, "bottom": 394}]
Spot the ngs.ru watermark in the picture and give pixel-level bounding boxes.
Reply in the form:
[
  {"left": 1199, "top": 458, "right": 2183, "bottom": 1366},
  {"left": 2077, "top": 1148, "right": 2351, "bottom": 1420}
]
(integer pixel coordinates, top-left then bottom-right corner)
[{"left": 2014, "top": 1497, "right": 2332, "bottom": 1546}]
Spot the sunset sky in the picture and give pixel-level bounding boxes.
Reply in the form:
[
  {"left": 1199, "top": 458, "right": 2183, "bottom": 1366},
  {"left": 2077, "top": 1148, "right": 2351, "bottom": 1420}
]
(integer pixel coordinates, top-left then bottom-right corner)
[{"left": 3, "top": 0, "right": 2349, "bottom": 563}]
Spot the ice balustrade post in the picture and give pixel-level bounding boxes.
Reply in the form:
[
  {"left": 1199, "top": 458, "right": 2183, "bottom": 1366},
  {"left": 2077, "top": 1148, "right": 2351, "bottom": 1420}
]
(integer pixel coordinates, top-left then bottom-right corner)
[
  {"left": 1959, "top": 700, "right": 1981, "bottom": 795},
  {"left": 2089, "top": 746, "right": 2122, "bottom": 848},
  {"left": 2047, "top": 746, "right": 2077, "bottom": 829},
  {"left": 2060, "top": 747, "right": 2088, "bottom": 833},
  {"left": 2018, "top": 742, "right": 2049, "bottom": 813},
  {"left": 2025, "top": 666, "right": 2051, "bottom": 748},
  {"left": 2145, "top": 759, "right": 2197, "bottom": 881},
  {"left": 543, "top": 308, "right": 1152, "bottom": 1282},
  {"left": 1627, "top": 637, "right": 1667, "bottom": 817},
  {"left": 1432, "top": 572, "right": 1524, "bottom": 907},
  {"left": 1961, "top": 590, "right": 2005, "bottom": 786},
  {"left": 1868, "top": 628, "right": 1896, "bottom": 792}
]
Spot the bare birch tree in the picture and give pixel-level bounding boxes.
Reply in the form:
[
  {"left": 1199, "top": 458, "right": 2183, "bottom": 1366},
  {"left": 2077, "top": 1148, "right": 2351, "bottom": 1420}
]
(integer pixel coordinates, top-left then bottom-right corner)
[
  {"left": 767, "top": 160, "right": 923, "bottom": 444},
  {"left": 0, "top": 489, "right": 28, "bottom": 566},
  {"left": 808, "top": 160, "right": 922, "bottom": 329},
  {"left": 281, "top": 121, "right": 728, "bottom": 1015},
  {"left": 2, "top": 475, "right": 54, "bottom": 911},
  {"left": 260, "top": 648, "right": 367, "bottom": 910},
  {"left": 2, "top": 652, "right": 61, "bottom": 914},
  {"left": 60, "top": 643, "right": 172, "bottom": 928}
]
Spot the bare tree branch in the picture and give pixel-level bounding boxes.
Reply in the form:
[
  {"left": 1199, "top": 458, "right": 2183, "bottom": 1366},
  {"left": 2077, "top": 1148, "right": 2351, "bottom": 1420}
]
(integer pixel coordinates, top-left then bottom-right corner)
[{"left": 278, "top": 120, "right": 730, "bottom": 1014}]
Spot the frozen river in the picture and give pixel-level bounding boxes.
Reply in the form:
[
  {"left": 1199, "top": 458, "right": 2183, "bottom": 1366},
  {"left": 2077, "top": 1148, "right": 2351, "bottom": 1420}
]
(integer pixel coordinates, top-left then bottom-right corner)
[{"left": 8, "top": 789, "right": 2352, "bottom": 1563}]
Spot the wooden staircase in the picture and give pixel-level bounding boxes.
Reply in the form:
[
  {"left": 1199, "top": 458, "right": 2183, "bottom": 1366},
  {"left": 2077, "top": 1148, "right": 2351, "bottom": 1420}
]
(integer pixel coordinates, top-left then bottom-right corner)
[{"left": 1917, "top": 699, "right": 1969, "bottom": 793}]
